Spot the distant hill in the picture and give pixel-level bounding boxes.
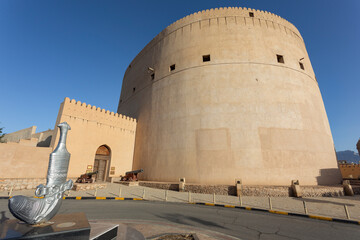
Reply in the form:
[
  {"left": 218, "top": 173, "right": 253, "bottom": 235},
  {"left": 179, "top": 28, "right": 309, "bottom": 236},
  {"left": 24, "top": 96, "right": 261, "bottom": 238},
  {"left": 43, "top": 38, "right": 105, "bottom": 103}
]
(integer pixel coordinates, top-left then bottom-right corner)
[{"left": 336, "top": 150, "right": 360, "bottom": 164}]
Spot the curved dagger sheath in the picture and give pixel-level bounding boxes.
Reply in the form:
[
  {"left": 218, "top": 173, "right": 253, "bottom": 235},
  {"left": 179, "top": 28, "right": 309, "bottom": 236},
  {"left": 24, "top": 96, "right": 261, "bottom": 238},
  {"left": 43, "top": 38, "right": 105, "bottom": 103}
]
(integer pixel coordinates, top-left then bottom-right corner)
[{"left": 8, "top": 122, "right": 73, "bottom": 224}]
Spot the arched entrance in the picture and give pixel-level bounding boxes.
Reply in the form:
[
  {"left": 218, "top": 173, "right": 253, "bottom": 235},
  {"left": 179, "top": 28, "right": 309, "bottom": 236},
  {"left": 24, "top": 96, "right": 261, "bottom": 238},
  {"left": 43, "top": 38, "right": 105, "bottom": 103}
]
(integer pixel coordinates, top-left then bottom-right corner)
[{"left": 93, "top": 145, "right": 111, "bottom": 182}]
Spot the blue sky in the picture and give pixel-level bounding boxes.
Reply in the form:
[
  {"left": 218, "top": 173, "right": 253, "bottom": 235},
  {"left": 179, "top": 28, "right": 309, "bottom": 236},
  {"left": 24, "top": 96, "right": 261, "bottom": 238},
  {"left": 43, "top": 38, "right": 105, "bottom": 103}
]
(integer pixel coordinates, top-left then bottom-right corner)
[{"left": 0, "top": 0, "right": 359, "bottom": 151}]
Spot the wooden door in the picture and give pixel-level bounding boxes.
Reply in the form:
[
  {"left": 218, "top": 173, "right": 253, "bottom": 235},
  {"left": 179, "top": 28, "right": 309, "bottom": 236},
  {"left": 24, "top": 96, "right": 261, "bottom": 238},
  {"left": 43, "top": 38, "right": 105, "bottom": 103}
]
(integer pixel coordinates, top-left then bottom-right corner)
[
  {"left": 94, "top": 145, "right": 111, "bottom": 182},
  {"left": 94, "top": 159, "right": 107, "bottom": 182}
]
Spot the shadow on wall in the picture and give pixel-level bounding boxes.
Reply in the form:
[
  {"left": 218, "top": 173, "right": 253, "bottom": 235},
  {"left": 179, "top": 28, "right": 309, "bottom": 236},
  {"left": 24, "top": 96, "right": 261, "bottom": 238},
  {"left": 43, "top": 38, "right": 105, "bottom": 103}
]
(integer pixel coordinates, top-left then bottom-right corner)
[
  {"left": 36, "top": 136, "right": 52, "bottom": 147},
  {"left": 316, "top": 168, "right": 342, "bottom": 185},
  {"left": 227, "top": 186, "right": 236, "bottom": 196},
  {"left": 169, "top": 184, "right": 179, "bottom": 191},
  {"left": 229, "top": 186, "right": 293, "bottom": 196}
]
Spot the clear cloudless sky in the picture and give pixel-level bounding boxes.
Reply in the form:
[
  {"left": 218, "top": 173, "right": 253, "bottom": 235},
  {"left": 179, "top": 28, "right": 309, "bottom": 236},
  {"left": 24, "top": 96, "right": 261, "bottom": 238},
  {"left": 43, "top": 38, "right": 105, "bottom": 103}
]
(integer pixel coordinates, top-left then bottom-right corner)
[{"left": 0, "top": 0, "right": 359, "bottom": 151}]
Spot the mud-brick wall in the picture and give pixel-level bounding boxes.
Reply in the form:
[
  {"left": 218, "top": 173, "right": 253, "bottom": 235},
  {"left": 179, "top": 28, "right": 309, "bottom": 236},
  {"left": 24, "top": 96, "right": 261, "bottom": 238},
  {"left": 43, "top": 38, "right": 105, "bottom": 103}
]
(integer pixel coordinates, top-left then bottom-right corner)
[
  {"left": 2, "top": 126, "right": 36, "bottom": 143},
  {"left": 0, "top": 143, "right": 51, "bottom": 179}
]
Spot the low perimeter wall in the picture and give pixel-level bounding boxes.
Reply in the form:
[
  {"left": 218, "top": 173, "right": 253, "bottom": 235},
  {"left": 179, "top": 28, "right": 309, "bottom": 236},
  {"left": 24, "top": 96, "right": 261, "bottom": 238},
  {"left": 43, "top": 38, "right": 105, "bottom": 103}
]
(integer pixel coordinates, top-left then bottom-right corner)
[
  {"left": 0, "top": 178, "right": 46, "bottom": 191},
  {"left": 0, "top": 178, "right": 77, "bottom": 191},
  {"left": 2, "top": 179, "right": 359, "bottom": 197},
  {"left": 138, "top": 181, "right": 357, "bottom": 197}
]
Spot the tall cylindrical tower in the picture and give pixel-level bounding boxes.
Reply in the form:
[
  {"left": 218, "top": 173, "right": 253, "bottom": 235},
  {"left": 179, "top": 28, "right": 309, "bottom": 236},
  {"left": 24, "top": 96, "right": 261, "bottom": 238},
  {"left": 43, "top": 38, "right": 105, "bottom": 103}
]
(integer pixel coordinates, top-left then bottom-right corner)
[{"left": 118, "top": 7, "right": 341, "bottom": 185}]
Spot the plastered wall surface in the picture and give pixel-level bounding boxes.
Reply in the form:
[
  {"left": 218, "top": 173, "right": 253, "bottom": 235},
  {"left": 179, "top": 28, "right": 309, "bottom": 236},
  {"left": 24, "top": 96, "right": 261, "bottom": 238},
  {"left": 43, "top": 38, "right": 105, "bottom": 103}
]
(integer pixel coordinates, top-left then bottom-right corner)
[
  {"left": 339, "top": 164, "right": 360, "bottom": 179},
  {"left": 2, "top": 126, "right": 36, "bottom": 143},
  {"left": 0, "top": 143, "right": 51, "bottom": 178},
  {"left": 3, "top": 127, "right": 54, "bottom": 147},
  {"left": 51, "top": 98, "right": 137, "bottom": 179},
  {"left": 32, "top": 129, "right": 54, "bottom": 147},
  {"left": 117, "top": 7, "right": 341, "bottom": 185}
]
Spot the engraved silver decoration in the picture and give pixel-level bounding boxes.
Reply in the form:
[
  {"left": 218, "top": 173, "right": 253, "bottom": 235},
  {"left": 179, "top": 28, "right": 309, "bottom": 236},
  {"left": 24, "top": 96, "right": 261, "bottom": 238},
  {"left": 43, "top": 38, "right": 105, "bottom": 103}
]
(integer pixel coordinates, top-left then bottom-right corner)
[{"left": 8, "top": 122, "right": 73, "bottom": 224}]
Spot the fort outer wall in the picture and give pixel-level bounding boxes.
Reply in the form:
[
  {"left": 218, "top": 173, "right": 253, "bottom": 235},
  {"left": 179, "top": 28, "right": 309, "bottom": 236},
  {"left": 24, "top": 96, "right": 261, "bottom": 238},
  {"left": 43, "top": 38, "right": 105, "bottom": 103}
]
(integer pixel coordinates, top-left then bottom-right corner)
[
  {"left": 117, "top": 7, "right": 342, "bottom": 186},
  {"left": 0, "top": 127, "right": 53, "bottom": 179},
  {"left": 339, "top": 164, "right": 360, "bottom": 179},
  {"left": 2, "top": 126, "right": 36, "bottom": 143},
  {"left": 2, "top": 126, "right": 54, "bottom": 147},
  {"left": 50, "top": 97, "right": 137, "bottom": 180},
  {"left": 0, "top": 142, "right": 51, "bottom": 179}
]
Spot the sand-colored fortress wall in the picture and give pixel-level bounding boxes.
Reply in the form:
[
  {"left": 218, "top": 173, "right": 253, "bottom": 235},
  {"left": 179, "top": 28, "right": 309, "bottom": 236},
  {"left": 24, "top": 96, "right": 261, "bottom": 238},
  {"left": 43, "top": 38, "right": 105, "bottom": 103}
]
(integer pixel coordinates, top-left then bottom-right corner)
[
  {"left": 0, "top": 143, "right": 51, "bottom": 178},
  {"left": 117, "top": 7, "right": 341, "bottom": 185},
  {"left": 52, "top": 97, "right": 136, "bottom": 179},
  {"left": 339, "top": 164, "right": 360, "bottom": 179},
  {"left": 2, "top": 126, "right": 54, "bottom": 147},
  {"left": 32, "top": 129, "right": 54, "bottom": 147},
  {"left": 0, "top": 127, "right": 53, "bottom": 179},
  {"left": 2, "top": 126, "right": 36, "bottom": 143}
]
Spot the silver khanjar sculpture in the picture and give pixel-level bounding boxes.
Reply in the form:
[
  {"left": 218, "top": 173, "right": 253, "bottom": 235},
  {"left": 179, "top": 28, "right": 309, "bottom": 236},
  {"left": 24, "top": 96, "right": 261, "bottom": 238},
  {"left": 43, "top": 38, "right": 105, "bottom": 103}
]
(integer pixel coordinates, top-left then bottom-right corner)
[{"left": 8, "top": 122, "right": 73, "bottom": 224}]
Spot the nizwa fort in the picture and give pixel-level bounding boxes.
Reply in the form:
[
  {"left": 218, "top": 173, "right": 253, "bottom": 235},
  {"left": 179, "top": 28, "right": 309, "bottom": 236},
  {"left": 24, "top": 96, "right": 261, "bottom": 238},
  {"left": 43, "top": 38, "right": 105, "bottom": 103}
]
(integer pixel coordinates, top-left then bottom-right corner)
[{"left": 0, "top": 8, "right": 343, "bottom": 189}]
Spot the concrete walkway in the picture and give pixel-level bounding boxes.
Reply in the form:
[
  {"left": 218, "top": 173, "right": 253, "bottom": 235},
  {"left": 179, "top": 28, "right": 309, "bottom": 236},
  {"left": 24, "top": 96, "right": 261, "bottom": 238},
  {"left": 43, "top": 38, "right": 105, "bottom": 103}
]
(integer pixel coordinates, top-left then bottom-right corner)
[{"left": 1, "top": 183, "right": 360, "bottom": 221}]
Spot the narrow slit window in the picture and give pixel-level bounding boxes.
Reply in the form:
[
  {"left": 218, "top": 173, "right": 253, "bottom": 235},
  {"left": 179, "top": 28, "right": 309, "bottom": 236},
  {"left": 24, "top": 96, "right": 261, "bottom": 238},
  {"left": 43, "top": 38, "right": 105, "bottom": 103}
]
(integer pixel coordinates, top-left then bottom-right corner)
[
  {"left": 277, "top": 54, "right": 284, "bottom": 63},
  {"left": 133, "top": 87, "right": 136, "bottom": 93},
  {"left": 151, "top": 73, "right": 155, "bottom": 80},
  {"left": 170, "top": 64, "right": 175, "bottom": 71},
  {"left": 249, "top": 12, "right": 254, "bottom": 17},
  {"left": 203, "top": 54, "right": 211, "bottom": 62},
  {"left": 299, "top": 62, "right": 305, "bottom": 70},
  {"left": 120, "top": 99, "right": 122, "bottom": 103}
]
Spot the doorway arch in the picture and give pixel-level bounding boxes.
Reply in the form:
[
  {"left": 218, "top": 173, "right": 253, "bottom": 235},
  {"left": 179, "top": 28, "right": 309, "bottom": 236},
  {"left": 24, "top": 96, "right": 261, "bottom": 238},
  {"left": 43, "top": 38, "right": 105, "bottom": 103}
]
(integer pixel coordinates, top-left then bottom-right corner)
[{"left": 93, "top": 145, "right": 111, "bottom": 182}]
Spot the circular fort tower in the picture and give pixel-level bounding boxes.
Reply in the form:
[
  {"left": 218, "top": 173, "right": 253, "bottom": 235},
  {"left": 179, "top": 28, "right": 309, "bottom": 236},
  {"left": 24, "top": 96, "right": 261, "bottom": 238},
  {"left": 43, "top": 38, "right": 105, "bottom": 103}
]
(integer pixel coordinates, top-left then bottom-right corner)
[{"left": 117, "top": 7, "right": 341, "bottom": 185}]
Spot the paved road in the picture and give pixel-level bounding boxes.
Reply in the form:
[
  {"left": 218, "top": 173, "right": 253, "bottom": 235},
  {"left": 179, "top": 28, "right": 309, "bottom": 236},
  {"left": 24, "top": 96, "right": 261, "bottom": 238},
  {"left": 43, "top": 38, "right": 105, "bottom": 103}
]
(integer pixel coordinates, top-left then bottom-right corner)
[
  {"left": 2, "top": 184, "right": 360, "bottom": 221},
  {"left": 1, "top": 200, "right": 359, "bottom": 239}
]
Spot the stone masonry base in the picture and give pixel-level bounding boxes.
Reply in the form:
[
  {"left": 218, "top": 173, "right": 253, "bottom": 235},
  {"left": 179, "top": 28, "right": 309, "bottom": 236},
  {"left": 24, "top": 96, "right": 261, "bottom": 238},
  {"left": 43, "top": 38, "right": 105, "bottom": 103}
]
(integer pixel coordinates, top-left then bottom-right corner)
[
  {"left": 0, "top": 178, "right": 82, "bottom": 191},
  {"left": 138, "top": 181, "right": 360, "bottom": 197},
  {"left": 72, "top": 183, "right": 107, "bottom": 191},
  {"left": 2, "top": 178, "right": 360, "bottom": 197}
]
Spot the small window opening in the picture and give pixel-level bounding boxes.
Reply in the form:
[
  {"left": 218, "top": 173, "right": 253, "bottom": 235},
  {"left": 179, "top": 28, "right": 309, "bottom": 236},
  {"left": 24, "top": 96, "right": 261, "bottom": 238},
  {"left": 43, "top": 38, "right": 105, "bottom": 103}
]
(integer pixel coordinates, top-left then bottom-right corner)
[
  {"left": 249, "top": 12, "right": 254, "bottom": 17},
  {"left": 299, "top": 62, "right": 304, "bottom": 70},
  {"left": 128, "top": 64, "right": 131, "bottom": 68},
  {"left": 170, "top": 64, "right": 175, "bottom": 71},
  {"left": 120, "top": 99, "right": 122, "bottom": 103},
  {"left": 151, "top": 73, "right": 155, "bottom": 80},
  {"left": 276, "top": 54, "right": 284, "bottom": 63},
  {"left": 203, "top": 54, "right": 211, "bottom": 62},
  {"left": 133, "top": 87, "right": 136, "bottom": 93}
]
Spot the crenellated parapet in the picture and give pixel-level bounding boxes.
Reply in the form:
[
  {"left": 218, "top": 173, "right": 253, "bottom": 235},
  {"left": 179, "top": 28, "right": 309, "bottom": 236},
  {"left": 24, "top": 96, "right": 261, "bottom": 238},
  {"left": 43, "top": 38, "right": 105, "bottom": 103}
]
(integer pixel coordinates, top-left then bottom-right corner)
[
  {"left": 61, "top": 97, "right": 136, "bottom": 133},
  {"left": 166, "top": 7, "right": 300, "bottom": 38},
  {"left": 129, "top": 7, "right": 302, "bottom": 68}
]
